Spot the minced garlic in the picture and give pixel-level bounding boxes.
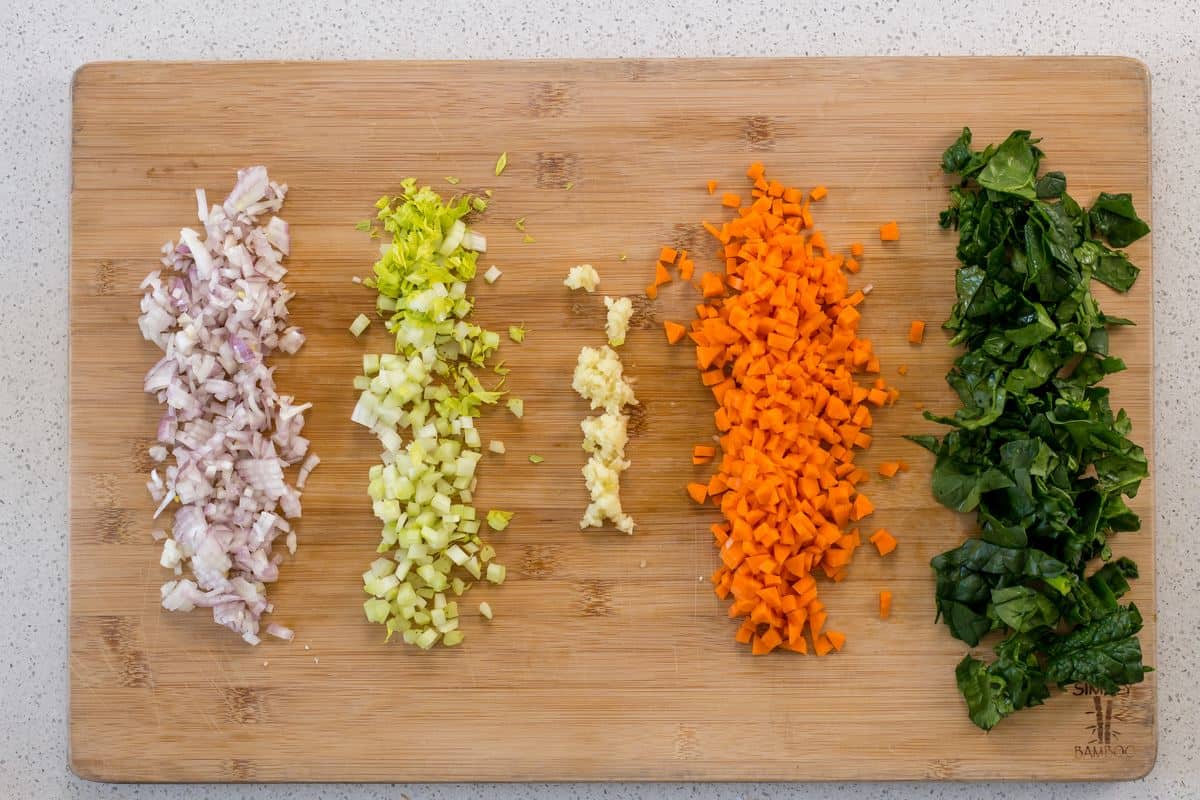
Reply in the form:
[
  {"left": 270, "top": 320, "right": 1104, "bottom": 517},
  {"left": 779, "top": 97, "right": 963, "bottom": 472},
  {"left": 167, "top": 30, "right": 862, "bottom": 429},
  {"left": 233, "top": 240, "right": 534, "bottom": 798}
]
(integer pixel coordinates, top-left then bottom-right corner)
[
  {"left": 563, "top": 263, "right": 600, "bottom": 292},
  {"left": 573, "top": 345, "right": 638, "bottom": 534},
  {"left": 604, "top": 296, "right": 633, "bottom": 347}
]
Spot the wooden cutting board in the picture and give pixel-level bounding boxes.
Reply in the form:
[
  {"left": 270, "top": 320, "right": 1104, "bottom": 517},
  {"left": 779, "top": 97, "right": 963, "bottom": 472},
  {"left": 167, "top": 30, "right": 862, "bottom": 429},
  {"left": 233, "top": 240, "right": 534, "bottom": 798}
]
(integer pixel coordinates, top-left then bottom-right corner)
[{"left": 69, "top": 58, "right": 1156, "bottom": 782}]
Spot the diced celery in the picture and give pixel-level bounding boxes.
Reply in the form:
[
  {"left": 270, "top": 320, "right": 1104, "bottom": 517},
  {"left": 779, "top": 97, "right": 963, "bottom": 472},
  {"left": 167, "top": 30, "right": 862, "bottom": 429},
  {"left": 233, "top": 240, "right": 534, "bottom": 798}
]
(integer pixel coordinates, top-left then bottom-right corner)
[
  {"left": 441, "top": 630, "right": 464, "bottom": 647},
  {"left": 350, "top": 313, "right": 371, "bottom": 337},
  {"left": 486, "top": 509, "right": 514, "bottom": 531},
  {"left": 486, "top": 563, "right": 506, "bottom": 584},
  {"left": 478, "top": 601, "right": 493, "bottom": 620},
  {"left": 363, "top": 598, "right": 390, "bottom": 623}
]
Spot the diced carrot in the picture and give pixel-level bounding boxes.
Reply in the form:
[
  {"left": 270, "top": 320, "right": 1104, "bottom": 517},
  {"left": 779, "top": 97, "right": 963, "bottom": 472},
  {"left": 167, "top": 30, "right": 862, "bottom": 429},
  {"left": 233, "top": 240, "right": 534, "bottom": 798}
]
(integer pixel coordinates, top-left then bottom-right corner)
[
  {"left": 674, "top": 163, "right": 896, "bottom": 655},
  {"left": 879, "top": 590, "right": 892, "bottom": 619},
  {"left": 908, "top": 320, "right": 925, "bottom": 344},
  {"left": 645, "top": 283, "right": 658, "bottom": 300},
  {"left": 878, "top": 461, "right": 900, "bottom": 478},
  {"left": 679, "top": 258, "right": 695, "bottom": 280},
  {"left": 664, "top": 320, "right": 687, "bottom": 344},
  {"left": 700, "top": 272, "right": 725, "bottom": 299},
  {"left": 879, "top": 221, "right": 900, "bottom": 241},
  {"left": 659, "top": 246, "right": 678, "bottom": 264},
  {"left": 869, "top": 528, "right": 897, "bottom": 557},
  {"left": 706, "top": 179, "right": 719, "bottom": 195},
  {"left": 655, "top": 262, "right": 673, "bottom": 287},
  {"left": 850, "top": 242, "right": 864, "bottom": 257},
  {"left": 810, "top": 185, "right": 828, "bottom": 201}
]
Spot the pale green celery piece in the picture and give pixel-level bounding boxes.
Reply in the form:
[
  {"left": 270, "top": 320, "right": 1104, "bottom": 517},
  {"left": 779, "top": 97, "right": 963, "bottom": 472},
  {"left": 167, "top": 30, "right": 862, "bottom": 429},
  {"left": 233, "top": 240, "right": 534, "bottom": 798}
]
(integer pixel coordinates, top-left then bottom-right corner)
[
  {"left": 486, "top": 510, "right": 514, "bottom": 531},
  {"left": 416, "top": 628, "right": 440, "bottom": 649},
  {"left": 508, "top": 325, "right": 526, "bottom": 343},
  {"left": 353, "top": 375, "right": 371, "bottom": 391},
  {"left": 444, "top": 176, "right": 460, "bottom": 185},
  {"left": 486, "top": 563, "right": 506, "bottom": 584},
  {"left": 478, "top": 601, "right": 493, "bottom": 620},
  {"left": 494, "top": 152, "right": 508, "bottom": 176},
  {"left": 514, "top": 217, "right": 526, "bottom": 232},
  {"left": 442, "top": 630, "right": 465, "bottom": 646},
  {"left": 528, "top": 454, "right": 544, "bottom": 464},
  {"left": 355, "top": 220, "right": 373, "bottom": 232},
  {"left": 450, "top": 577, "right": 467, "bottom": 595},
  {"left": 350, "top": 313, "right": 371, "bottom": 337},
  {"left": 522, "top": 234, "right": 535, "bottom": 244},
  {"left": 465, "top": 556, "right": 482, "bottom": 579},
  {"left": 472, "top": 197, "right": 488, "bottom": 213},
  {"left": 363, "top": 598, "right": 390, "bottom": 624},
  {"left": 507, "top": 398, "right": 524, "bottom": 418},
  {"left": 363, "top": 354, "right": 381, "bottom": 375},
  {"left": 493, "top": 361, "right": 510, "bottom": 376},
  {"left": 445, "top": 601, "right": 459, "bottom": 619},
  {"left": 479, "top": 543, "right": 496, "bottom": 562}
]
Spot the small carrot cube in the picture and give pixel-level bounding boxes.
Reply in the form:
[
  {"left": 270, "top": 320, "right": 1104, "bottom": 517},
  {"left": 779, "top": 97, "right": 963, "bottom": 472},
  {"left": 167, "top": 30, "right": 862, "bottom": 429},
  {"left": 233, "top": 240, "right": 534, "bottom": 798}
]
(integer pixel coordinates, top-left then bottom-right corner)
[
  {"left": 825, "top": 630, "right": 846, "bottom": 651},
  {"left": 721, "top": 193, "right": 742, "bottom": 208},
  {"left": 810, "top": 185, "right": 828, "bottom": 201},
  {"left": 687, "top": 482, "right": 709, "bottom": 504},
  {"left": 706, "top": 179, "right": 718, "bottom": 195},
  {"left": 654, "top": 262, "right": 672, "bottom": 287},
  {"left": 879, "top": 221, "right": 900, "bottom": 241},
  {"left": 659, "top": 246, "right": 678, "bottom": 264},
  {"left": 908, "top": 319, "right": 925, "bottom": 344},
  {"left": 878, "top": 461, "right": 901, "bottom": 478},
  {"left": 645, "top": 283, "right": 658, "bottom": 300},
  {"left": 870, "top": 528, "right": 897, "bottom": 557},
  {"left": 663, "top": 320, "right": 686, "bottom": 344},
  {"left": 700, "top": 272, "right": 725, "bottom": 298},
  {"left": 850, "top": 242, "right": 864, "bottom": 257},
  {"left": 879, "top": 590, "right": 892, "bottom": 619}
]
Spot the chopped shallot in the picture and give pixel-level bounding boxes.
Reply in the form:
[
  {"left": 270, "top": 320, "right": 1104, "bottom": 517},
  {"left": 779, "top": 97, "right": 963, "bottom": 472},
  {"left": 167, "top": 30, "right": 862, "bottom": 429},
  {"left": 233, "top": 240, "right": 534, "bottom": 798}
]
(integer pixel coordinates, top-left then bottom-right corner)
[{"left": 139, "top": 166, "right": 313, "bottom": 646}]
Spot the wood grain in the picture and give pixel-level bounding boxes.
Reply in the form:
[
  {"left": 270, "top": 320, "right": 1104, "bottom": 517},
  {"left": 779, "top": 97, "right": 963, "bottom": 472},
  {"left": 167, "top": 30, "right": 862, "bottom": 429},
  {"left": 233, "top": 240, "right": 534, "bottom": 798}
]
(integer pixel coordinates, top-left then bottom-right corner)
[{"left": 68, "top": 58, "right": 1156, "bottom": 782}]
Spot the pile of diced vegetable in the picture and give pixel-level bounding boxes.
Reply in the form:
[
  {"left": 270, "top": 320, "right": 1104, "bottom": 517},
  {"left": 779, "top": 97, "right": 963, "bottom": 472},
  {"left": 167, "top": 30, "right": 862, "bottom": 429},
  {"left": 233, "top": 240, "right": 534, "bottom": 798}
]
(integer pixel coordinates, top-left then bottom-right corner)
[{"left": 350, "top": 179, "right": 508, "bottom": 648}]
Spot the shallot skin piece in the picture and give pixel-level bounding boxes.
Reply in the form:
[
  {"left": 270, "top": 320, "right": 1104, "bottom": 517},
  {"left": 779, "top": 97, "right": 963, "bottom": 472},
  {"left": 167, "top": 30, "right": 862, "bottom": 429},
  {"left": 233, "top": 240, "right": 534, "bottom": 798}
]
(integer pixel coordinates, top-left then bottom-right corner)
[{"left": 139, "top": 166, "right": 312, "bottom": 645}]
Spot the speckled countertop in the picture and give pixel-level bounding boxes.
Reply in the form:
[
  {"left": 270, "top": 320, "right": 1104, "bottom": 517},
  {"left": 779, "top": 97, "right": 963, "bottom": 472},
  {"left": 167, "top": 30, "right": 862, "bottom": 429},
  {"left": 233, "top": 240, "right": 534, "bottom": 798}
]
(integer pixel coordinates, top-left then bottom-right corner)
[{"left": 2, "top": 0, "right": 1198, "bottom": 797}]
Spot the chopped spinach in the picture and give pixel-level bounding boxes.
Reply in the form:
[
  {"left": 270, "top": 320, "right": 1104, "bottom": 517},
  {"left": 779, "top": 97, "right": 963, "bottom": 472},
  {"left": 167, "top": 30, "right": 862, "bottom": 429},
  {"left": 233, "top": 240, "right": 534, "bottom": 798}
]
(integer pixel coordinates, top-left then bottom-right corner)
[{"left": 919, "top": 128, "right": 1151, "bottom": 730}]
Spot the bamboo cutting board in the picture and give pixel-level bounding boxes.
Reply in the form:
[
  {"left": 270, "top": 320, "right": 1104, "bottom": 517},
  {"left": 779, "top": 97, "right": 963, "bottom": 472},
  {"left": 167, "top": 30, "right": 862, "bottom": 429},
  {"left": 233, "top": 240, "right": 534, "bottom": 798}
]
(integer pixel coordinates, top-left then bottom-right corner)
[{"left": 69, "top": 58, "right": 1156, "bottom": 782}]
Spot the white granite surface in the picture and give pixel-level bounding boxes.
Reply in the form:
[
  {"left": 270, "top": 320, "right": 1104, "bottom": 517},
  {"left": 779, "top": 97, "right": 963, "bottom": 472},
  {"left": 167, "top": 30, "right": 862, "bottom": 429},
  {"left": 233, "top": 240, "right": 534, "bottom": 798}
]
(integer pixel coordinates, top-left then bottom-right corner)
[{"left": 2, "top": 0, "right": 1197, "bottom": 797}]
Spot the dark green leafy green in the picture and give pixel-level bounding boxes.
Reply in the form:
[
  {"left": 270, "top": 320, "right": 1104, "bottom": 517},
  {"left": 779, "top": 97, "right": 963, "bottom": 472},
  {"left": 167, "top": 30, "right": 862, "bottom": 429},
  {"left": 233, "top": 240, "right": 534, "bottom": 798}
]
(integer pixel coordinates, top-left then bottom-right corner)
[{"left": 920, "top": 128, "right": 1151, "bottom": 731}]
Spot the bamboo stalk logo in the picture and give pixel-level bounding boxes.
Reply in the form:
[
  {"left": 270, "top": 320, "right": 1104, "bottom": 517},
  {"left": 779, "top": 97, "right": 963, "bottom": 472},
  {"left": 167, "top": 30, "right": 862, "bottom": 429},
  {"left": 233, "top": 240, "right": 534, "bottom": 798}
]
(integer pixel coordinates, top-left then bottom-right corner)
[{"left": 1087, "top": 696, "right": 1116, "bottom": 744}]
